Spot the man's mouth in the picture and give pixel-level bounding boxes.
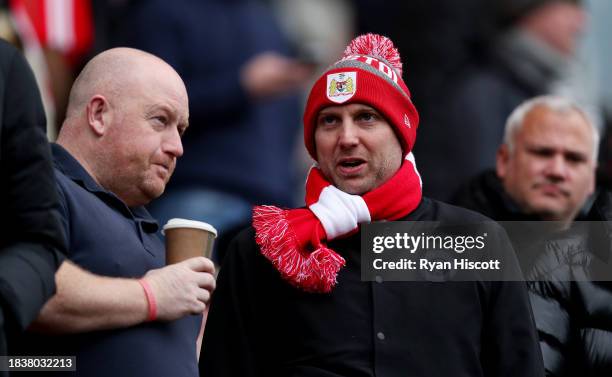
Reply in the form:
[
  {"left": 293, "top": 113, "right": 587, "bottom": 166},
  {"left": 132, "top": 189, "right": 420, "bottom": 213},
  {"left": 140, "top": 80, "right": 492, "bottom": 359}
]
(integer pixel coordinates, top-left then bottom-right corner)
[
  {"left": 337, "top": 158, "right": 366, "bottom": 175},
  {"left": 154, "top": 162, "right": 173, "bottom": 177},
  {"left": 535, "top": 183, "right": 568, "bottom": 197}
]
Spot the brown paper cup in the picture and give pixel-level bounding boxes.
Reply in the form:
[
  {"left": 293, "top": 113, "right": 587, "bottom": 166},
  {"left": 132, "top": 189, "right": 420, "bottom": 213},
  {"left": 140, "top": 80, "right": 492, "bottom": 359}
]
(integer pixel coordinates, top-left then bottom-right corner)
[{"left": 162, "top": 218, "right": 217, "bottom": 265}]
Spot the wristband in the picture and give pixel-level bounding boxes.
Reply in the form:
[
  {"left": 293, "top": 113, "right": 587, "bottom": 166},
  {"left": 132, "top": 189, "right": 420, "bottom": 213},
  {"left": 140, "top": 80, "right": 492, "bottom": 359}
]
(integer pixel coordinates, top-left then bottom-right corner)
[{"left": 138, "top": 278, "right": 157, "bottom": 322}]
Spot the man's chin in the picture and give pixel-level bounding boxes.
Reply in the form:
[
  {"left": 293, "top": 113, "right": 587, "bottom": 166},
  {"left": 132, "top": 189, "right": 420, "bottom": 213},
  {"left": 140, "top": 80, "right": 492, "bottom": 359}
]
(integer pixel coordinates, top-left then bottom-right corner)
[
  {"left": 527, "top": 200, "right": 566, "bottom": 221},
  {"left": 142, "top": 181, "right": 167, "bottom": 202},
  {"left": 335, "top": 182, "right": 368, "bottom": 195}
]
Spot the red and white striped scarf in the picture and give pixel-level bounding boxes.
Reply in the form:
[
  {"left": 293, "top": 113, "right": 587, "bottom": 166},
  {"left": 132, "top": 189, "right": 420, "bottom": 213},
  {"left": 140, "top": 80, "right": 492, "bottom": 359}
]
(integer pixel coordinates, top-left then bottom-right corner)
[{"left": 253, "top": 154, "right": 422, "bottom": 293}]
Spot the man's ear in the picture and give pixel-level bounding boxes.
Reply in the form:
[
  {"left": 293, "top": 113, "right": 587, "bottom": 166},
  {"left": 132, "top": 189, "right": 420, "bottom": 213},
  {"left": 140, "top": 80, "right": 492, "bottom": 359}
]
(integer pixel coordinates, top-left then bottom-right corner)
[
  {"left": 86, "top": 95, "right": 111, "bottom": 136},
  {"left": 496, "top": 144, "right": 509, "bottom": 179}
]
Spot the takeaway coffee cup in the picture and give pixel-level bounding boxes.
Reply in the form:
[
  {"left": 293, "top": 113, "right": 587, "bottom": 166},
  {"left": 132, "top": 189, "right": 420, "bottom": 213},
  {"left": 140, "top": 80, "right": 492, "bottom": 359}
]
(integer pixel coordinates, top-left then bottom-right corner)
[{"left": 162, "top": 218, "right": 217, "bottom": 265}]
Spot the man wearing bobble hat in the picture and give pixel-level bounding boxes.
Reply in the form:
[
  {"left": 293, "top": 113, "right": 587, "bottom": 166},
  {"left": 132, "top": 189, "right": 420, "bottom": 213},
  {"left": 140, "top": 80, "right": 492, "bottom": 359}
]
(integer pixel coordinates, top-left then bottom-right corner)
[{"left": 200, "top": 34, "right": 544, "bottom": 376}]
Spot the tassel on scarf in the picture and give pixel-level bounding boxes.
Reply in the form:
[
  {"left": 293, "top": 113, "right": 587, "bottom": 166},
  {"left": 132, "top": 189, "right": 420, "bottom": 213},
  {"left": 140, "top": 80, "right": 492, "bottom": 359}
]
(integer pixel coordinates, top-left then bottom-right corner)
[{"left": 253, "top": 205, "right": 346, "bottom": 293}]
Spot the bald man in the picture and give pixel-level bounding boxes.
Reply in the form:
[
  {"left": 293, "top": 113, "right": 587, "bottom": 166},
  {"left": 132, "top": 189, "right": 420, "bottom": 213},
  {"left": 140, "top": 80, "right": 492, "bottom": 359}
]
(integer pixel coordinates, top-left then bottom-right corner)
[{"left": 13, "top": 48, "right": 214, "bottom": 377}]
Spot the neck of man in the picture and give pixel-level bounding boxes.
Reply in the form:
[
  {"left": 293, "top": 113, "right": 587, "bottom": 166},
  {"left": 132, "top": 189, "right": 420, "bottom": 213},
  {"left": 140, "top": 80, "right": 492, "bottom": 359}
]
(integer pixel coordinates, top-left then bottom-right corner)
[
  {"left": 56, "top": 133, "right": 104, "bottom": 189},
  {"left": 537, "top": 213, "right": 573, "bottom": 231}
]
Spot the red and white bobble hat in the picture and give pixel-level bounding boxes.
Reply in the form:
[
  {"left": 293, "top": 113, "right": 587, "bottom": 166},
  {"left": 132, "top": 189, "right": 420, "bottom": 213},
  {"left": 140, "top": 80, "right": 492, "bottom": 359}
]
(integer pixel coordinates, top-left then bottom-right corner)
[{"left": 303, "top": 33, "right": 420, "bottom": 159}]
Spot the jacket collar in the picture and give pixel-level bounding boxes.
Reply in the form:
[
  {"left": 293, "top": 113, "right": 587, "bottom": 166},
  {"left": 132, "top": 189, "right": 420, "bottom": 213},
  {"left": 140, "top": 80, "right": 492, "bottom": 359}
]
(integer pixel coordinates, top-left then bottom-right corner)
[{"left": 51, "top": 143, "right": 159, "bottom": 232}]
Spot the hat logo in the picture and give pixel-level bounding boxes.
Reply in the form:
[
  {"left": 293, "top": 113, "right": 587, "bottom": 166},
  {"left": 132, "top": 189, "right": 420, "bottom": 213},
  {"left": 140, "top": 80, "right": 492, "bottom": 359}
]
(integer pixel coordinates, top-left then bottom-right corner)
[{"left": 327, "top": 72, "right": 357, "bottom": 103}]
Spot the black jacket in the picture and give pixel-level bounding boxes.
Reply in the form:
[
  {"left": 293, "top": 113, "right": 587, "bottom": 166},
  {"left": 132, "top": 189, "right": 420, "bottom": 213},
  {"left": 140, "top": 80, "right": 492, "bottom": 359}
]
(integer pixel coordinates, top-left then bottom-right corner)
[
  {"left": 451, "top": 170, "right": 539, "bottom": 221},
  {"left": 527, "top": 191, "right": 612, "bottom": 376},
  {"left": 451, "top": 170, "right": 599, "bottom": 272},
  {"left": 200, "top": 198, "right": 544, "bottom": 377},
  {"left": 0, "top": 39, "right": 64, "bottom": 359}
]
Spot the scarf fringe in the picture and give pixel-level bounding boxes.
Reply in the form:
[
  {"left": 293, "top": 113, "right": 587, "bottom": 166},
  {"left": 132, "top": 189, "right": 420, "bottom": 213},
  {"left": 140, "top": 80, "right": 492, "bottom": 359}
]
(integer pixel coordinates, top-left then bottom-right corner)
[{"left": 253, "top": 205, "right": 346, "bottom": 293}]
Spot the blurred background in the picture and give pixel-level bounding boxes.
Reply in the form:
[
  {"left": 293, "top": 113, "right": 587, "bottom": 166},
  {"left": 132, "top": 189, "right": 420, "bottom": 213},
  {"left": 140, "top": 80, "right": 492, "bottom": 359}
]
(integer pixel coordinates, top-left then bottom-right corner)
[{"left": 1, "top": 0, "right": 610, "bottom": 257}]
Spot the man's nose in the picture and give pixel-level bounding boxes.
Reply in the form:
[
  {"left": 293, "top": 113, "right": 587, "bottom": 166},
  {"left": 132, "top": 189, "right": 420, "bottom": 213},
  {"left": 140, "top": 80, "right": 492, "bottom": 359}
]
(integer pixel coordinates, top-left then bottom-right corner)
[
  {"left": 338, "top": 123, "right": 359, "bottom": 148},
  {"left": 545, "top": 155, "right": 568, "bottom": 181},
  {"left": 164, "top": 128, "right": 184, "bottom": 158}
]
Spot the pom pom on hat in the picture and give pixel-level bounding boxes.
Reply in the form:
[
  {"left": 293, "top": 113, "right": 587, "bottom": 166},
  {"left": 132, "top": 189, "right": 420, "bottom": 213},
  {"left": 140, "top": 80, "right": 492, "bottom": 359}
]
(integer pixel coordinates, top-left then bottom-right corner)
[
  {"left": 343, "top": 33, "right": 402, "bottom": 75},
  {"left": 303, "top": 33, "right": 420, "bottom": 160}
]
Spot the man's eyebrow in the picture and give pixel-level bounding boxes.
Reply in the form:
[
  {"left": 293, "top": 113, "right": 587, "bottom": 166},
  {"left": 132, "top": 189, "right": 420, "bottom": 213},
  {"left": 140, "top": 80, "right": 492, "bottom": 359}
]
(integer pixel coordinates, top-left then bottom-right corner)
[
  {"left": 526, "top": 143, "right": 552, "bottom": 150},
  {"left": 150, "top": 102, "right": 185, "bottom": 115},
  {"left": 147, "top": 104, "right": 189, "bottom": 122},
  {"left": 145, "top": 104, "right": 172, "bottom": 116},
  {"left": 318, "top": 109, "right": 336, "bottom": 116},
  {"left": 565, "top": 148, "right": 588, "bottom": 158}
]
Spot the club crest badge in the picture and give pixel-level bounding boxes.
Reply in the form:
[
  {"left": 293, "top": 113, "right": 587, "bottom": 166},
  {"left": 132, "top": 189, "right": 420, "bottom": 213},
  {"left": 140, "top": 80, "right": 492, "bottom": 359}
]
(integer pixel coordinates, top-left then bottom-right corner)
[{"left": 327, "top": 72, "right": 357, "bottom": 103}]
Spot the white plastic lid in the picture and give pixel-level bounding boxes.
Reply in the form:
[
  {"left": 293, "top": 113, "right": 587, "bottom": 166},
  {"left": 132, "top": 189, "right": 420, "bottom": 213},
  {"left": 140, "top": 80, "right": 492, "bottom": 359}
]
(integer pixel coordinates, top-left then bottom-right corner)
[{"left": 162, "top": 218, "right": 218, "bottom": 237}]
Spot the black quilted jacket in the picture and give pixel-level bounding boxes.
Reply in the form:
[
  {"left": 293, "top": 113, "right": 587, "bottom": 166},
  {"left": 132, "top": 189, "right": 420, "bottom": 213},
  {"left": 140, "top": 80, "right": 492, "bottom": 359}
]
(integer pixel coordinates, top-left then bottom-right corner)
[{"left": 528, "top": 191, "right": 612, "bottom": 377}]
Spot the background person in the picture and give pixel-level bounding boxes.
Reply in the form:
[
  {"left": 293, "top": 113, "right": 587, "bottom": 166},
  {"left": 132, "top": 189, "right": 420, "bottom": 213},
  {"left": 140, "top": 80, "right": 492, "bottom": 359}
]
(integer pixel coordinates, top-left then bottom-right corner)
[
  {"left": 453, "top": 95, "right": 598, "bottom": 228},
  {"left": 0, "top": 38, "right": 64, "bottom": 372}
]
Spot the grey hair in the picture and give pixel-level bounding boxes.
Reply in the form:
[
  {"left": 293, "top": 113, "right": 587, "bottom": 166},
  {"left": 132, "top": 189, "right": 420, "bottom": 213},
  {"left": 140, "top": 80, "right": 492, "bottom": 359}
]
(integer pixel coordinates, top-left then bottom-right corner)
[{"left": 503, "top": 95, "right": 600, "bottom": 161}]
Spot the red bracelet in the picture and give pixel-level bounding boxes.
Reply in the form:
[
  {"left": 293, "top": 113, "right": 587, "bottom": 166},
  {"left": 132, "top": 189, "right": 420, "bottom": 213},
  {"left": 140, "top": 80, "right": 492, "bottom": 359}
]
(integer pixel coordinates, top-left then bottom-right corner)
[{"left": 138, "top": 278, "right": 157, "bottom": 322}]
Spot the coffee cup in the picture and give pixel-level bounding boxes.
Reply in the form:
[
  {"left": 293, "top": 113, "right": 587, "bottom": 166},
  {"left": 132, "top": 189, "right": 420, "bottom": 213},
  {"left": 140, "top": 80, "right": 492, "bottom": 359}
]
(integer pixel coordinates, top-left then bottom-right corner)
[{"left": 162, "top": 218, "right": 217, "bottom": 264}]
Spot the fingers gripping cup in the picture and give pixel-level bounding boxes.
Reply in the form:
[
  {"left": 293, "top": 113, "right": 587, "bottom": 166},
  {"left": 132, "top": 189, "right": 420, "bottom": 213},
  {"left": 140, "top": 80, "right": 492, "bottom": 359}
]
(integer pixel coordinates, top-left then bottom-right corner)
[{"left": 162, "top": 218, "right": 218, "bottom": 265}]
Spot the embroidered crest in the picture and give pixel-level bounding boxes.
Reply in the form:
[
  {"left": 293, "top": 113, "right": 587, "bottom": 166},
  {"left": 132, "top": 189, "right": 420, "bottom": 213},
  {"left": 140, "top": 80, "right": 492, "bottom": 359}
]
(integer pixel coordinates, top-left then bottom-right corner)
[{"left": 327, "top": 72, "right": 357, "bottom": 103}]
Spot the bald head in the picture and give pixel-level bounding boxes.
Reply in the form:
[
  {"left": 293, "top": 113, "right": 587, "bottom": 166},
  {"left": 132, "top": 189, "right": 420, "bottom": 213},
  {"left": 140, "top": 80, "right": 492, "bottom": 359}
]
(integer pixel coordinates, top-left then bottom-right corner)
[{"left": 65, "top": 48, "right": 184, "bottom": 119}]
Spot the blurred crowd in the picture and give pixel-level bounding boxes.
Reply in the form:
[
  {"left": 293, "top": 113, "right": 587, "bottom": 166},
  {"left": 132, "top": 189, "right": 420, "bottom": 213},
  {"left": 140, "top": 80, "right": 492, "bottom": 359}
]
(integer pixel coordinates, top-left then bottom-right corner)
[{"left": 2, "top": 0, "right": 611, "bottom": 214}]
